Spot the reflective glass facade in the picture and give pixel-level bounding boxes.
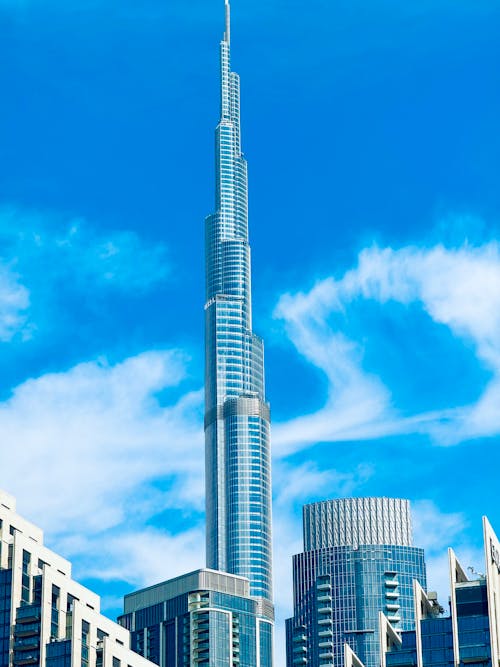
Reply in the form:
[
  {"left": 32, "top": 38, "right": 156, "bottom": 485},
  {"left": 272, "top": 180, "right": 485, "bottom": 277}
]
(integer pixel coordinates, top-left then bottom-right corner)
[
  {"left": 204, "top": 0, "right": 273, "bottom": 609},
  {"left": 119, "top": 570, "right": 272, "bottom": 667},
  {"left": 304, "top": 498, "right": 413, "bottom": 551},
  {"left": 386, "top": 580, "right": 491, "bottom": 667},
  {"left": 46, "top": 639, "right": 73, "bottom": 667},
  {"left": 0, "top": 570, "right": 11, "bottom": 667},
  {"left": 287, "top": 499, "right": 426, "bottom": 667},
  {"left": 456, "top": 582, "right": 491, "bottom": 667}
]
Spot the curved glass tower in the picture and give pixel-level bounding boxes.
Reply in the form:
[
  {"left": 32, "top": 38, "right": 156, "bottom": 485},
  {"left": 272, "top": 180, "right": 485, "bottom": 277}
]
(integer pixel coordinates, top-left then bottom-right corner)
[
  {"left": 286, "top": 498, "right": 427, "bottom": 667},
  {"left": 204, "top": 0, "right": 273, "bottom": 616}
]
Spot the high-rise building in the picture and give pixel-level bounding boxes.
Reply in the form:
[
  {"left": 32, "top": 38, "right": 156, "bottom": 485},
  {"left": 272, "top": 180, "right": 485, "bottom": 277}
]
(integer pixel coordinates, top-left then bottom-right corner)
[
  {"left": 350, "top": 516, "right": 500, "bottom": 667},
  {"left": 286, "top": 498, "right": 427, "bottom": 667},
  {"left": 0, "top": 490, "right": 156, "bottom": 667},
  {"left": 118, "top": 569, "right": 272, "bottom": 667},
  {"left": 204, "top": 0, "right": 273, "bottom": 616},
  {"left": 116, "top": 4, "right": 274, "bottom": 666}
]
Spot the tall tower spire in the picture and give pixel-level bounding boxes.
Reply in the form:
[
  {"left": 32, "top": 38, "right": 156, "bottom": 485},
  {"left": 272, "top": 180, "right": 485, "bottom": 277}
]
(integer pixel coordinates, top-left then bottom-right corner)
[
  {"left": 224, "top": 0, "right": 231, "bottom": 44},
  {"left": 204, "top": 0, "right": 274, "bottom": 626}
]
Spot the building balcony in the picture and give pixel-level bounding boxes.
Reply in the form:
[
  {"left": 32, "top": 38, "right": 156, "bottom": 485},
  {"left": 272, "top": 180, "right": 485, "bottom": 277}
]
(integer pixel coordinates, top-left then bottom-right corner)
[
  {"left": 318, "top": 630, "right": 333, "bottom": 637},
  {"left": 317, "top": 583, "right": 331, "bottom": 591},
  {"left": 317, "top": 595, "right": 332, "bottom": 603},
  {"left": 385, "top": 592, "right": 399, "bottom": 599},
  {"left": 14, "top": 623, "right": 40, "bottom": 638},
  {"left": 13, "top": 652, "right": 40, "bottom": 666},
  {"left": 460, "top": 646, "right": 490, "bottom": 663},
  {"left": 13, "top": 639, "right": 39, "bottom": 651},
  {"left": 16, "top": 606, "right": 41, "bottom": 623},
  {"left": 293, "top": 646, "right": 307, "bottom": 654},
  {"left": 293, "top": 635, "right": 307, "bottom": 643},
  {"left": 385, "top": 580, "right": 398, "bottom": 588},
  {"left": 387, "top": 615, "right": 401, "bottom": 623},
  {"left": 386, "top": 604, "right": 400, "bottom": 611},
  {"left": 319, "top": 651, "right": 334, "bottom": 660},
  {"left": 319, "top": 641, "right": 333, "bottom": 649},
  {"left": 192, "top": 639, "right": 209, "bottom": 649},
  {"left": 317, "top": 606, "right": 331, "bottom": 615},
  {"left": 192, "top": 643, "right": 209, "bottom": 653},
  {"left": 318, "top": 618, "right": 332, "bottom": 626},
  {"left": 293, "top": 658, "right": 307, "bottom": 665}
]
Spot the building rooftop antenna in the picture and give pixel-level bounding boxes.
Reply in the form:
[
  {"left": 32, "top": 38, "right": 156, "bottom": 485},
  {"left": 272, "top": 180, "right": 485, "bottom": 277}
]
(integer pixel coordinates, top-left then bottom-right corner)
[{"left": 224, "top": 0, "right": 231, "bottom": 44}]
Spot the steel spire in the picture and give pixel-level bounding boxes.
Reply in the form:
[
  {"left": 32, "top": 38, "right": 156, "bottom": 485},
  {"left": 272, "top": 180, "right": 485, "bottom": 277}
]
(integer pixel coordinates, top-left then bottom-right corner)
[{"left": 224, "top": 0, "right": 231, "bottom": 44}]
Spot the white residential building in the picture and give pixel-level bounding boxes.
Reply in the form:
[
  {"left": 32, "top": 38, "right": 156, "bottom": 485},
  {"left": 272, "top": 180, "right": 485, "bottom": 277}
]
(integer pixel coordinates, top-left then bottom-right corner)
[{"left": 0, "top": 490, "right": 155, "bottom": 667}]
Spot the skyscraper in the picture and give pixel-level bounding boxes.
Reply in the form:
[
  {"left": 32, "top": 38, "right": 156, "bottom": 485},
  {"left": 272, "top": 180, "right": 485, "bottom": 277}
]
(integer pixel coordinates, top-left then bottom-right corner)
[
  {"left": 116, "top": 4, "right": 274, "bottom": 665},
  {"left": 367, "top": 516, "right": 500, "bottom": 667},
  {"left": 286, "top": 498, "right": 427, "bottom": 667},
  {"left": 119, "top": 568, "right": 273, "bottom": 667},
  {"left": 0, "top": 490, "right": 156, "bottom": 667},
  {"left": 204, "top": 0, "right": 273, "bottom": 617}
]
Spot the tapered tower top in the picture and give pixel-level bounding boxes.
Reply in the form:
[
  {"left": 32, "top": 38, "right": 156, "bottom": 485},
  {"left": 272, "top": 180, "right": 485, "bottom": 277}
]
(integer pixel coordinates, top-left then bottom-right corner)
[{"left": 224, "top": 0, "right": 231, "bottom": 44}]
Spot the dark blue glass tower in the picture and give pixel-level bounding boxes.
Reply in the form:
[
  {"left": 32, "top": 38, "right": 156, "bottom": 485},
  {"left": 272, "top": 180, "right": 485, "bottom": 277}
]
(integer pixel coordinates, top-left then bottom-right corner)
[
  {"left": 204, "top": 0, "right": 273, "bottom": 614},
  {"left": 119, "top": 569, "right": 273, "bottom": 667},
  {"left": 384, "top": 517, "right": 500, "bottom": 667},
  {"left": 287, "top": 498, "right": 427, "bottom": 667}
]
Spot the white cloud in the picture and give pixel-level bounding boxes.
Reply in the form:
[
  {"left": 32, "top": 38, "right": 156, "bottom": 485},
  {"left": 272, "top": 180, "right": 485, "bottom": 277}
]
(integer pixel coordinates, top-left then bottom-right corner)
[
  {"left": 411, "top": 500, "right": 485, "bottom": 608},
  {"left": 0, "top": 206, "right": 169, "bottom": 293},
  {"left": 1, "top": 350, "right": 204, "bottom": 536},
  {"left": 273, "top": 461, "right": 374, "bottom": 509},
  {"left": 0, "top": 262, "right": 30, "bottom": 341},
  {"left": 412, "top": 500, "right": 466, "bottom": 555},
  {"left": 274, "top": 240, "right": 500, "bottom": 453},
  {"left": 73, "top": 527, "right": 205, "bottom": 589}
]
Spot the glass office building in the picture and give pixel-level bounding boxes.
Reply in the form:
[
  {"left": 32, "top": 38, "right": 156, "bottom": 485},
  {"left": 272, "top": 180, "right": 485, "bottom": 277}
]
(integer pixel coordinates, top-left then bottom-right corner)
[
  {"left": 118, "top": 569, "right": 273, "bottom": 667},
  {"left": 286, "top": 498, "right": 427, "bottom": 667},
  {"left": 204, "top": 0, "right": 273, "bottom": 615},
  {"left": 373, "top": 517, "right": 500, "bottom": 667}
]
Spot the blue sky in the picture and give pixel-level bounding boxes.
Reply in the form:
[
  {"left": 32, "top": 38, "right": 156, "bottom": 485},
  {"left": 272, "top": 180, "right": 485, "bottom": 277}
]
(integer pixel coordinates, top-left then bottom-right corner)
[{"left": 1, "top": 0, "right": 500, "bottom": 663}]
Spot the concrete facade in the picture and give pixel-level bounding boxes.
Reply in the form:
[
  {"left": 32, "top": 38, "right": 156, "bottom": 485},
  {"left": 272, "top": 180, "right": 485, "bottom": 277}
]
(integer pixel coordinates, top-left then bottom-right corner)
[{"left": 0, "top": 490, "right": 156, "bottom": 667}]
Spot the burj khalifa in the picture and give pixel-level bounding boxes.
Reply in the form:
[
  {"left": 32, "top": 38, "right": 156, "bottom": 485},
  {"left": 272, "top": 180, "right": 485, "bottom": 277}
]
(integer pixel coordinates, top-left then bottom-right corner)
[{"left": 204, "top": 0, "right": 274, "bottom": 619}]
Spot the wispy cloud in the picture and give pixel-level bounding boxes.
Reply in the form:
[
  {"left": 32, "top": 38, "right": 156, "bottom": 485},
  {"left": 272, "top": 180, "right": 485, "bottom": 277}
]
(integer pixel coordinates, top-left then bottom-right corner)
[
  {"left": 0, "top": 206, "right": 168, "bottom": 292},
  {"left": 273, "top": 461, "right": 374, "bottom": 510},
  {"left": 412, "top": 500, "right": 466, "bottom": 555},
  {"left": 273, "top": 238, "right": 500, "bottom": 453},
  {"left": 65, "top": 527, "right": 205, "bottom": 589},
  {"left": 0, "top": 262, "right": 30, "bottom": 341},
  {"left": 411, "top": 500, "right": 484, "bottom": 605},
  {"left": 2, "top": 349, "right": 204, "bottom": 537}
]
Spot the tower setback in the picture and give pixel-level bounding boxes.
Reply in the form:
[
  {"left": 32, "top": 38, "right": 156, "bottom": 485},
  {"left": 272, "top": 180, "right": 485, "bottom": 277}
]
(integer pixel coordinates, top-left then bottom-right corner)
[{"left": 204, "top": 0, "right": 273, "bottom": 615}]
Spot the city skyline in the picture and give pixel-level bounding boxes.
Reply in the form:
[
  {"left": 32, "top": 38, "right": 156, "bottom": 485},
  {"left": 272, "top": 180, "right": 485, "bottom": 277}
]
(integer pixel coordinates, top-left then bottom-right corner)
[{"left": 1, "top": 0, "right": 500, "bottom": 665}]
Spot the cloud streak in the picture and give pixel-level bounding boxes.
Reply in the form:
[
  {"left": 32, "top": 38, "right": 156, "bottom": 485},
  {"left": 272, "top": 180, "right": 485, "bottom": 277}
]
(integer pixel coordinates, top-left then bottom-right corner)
[
  {"left": 0, "top": 206, "right": 169, "bottom": 292},
  {"left": 274, "top": 240, "right": 500, "bottom": 453},
  {"left": 0, "top": 262, "right": 30, "bottom": 341}
]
